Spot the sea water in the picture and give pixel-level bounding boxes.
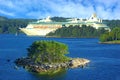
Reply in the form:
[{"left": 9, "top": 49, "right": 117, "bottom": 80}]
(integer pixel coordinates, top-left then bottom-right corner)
[{"left": 0, "top": 34, "right": 120, "bottom": 80}]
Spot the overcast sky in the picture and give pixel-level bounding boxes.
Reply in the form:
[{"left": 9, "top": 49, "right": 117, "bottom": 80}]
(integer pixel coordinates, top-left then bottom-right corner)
[{"left": 0, "top": 0, "right": 120, "bottom": 19}]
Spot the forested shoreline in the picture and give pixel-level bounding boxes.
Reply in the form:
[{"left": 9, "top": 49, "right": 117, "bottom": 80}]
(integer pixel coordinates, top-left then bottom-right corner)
[
  {"left": 100, "top": 27, "right": 120, "bottom": 43},
  {"left": 0, "top": 16, "right": 36, "bottom": 33},
  {"left": 47, "top": 25, "right": 108, "bottom": 38}
]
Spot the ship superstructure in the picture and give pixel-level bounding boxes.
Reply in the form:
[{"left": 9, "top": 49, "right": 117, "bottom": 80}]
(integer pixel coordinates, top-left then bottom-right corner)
[{"left": 20, "top": 13, "right": 110, "bottom": 36}]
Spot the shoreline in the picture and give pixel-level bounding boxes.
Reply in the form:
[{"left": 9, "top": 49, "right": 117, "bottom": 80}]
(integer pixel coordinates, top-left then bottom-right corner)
[
  {"left": 15, "top": 57, "right": 90, "bottom": 74},
  {"left": 99, "top": 40, "right": 120, "bottom": 44}
]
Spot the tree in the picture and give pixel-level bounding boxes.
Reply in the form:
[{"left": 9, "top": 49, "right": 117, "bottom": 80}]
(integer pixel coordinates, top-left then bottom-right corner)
[
  {"left": 47, "top": 25, "right": 108, "bottom": 38},
  {"left": 27, "top": 40, "right": 69, "bottom": 63},
  {"left": 112, "top": 27, "right": 120, "bottom": 40},
  {"left": 99, "top": 33, "right": 109, "bottom": 42},
  {"left": 99, "top": 27, "right": 120, "bottom": 42},
  {"left": 0, "top": 16, "right": 36, "bottom": 34}
]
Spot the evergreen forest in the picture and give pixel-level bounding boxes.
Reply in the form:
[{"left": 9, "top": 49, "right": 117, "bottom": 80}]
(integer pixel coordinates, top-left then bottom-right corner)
[
  {"left": 100, "top": 27, "right": 120, "bottom": 42},
  {"left": 47, "top": 25, "right": 108, "bottom": 38}
]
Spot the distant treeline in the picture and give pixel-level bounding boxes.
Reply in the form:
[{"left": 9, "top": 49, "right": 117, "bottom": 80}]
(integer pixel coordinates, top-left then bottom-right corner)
[
  {"left": 51, "top": 17, "right": 68, "bottom": 22},
  {"left": 47, "top": 25, "right": 108, "bottom": 38},
  {"left": 103, "top": 20, "right": 120, "bottom": 29},
  {"left": 0, "top": 16, "right": 36, "bottom": 34},
  {"left": 0, "top": 16, "right": 120, "bottom": 34}
]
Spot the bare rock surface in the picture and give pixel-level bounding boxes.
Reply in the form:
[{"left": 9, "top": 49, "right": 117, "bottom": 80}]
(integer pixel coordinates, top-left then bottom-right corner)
[{"left": 69, "top": 58, "right": 90, "bottom": 68}]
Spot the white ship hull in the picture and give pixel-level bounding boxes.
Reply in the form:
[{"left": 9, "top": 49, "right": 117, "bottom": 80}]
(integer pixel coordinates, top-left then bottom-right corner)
[{"left": 20, "top": 28, "right": 56, "bottom": 36}]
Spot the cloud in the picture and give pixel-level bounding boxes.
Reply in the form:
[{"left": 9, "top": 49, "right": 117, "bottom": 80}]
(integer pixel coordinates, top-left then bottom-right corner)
[
  {"left": 92, "top": 0, "right": 120, "bottom": 19},
  {"left": 0, "top": 9, "right": 15, "bottom": 16},
  {"left": 0, "top": 0, "right": 120, "bottom": 19}
]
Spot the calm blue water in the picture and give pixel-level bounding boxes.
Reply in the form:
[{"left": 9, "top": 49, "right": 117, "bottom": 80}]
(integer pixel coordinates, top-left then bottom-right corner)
[{"left": 0, "top": 34, "right": 120, "bottom": 80}]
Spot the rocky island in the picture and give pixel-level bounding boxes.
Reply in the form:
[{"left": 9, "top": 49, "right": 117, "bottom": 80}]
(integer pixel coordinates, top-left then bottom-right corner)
[
  {"left": 15, "top": 40, "right": 90, "bottom": 74},
  {"left": 15, "top": 57, "right": 90, "bottom": 73}
]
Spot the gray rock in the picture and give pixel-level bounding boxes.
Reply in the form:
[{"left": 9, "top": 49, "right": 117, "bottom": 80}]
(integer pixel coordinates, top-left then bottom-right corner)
[
  {"left": 15, "top": 57, "right": 90, "bottom": 73},
  {"left": 69, "top": 58, "right": 90, "bottom": 68}
]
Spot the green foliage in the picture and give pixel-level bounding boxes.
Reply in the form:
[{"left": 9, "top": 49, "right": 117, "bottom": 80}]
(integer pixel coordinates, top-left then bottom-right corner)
[
  {"left": 103, "top": 20, "right": 120, "bottom": 28},
  {"left": 100, "top": 27, "right": 120, "bottom": 42},
  {"left": 47, "top": 25, "right": 108, "bottom": 38},
  {"left": 27, "top": 41, "right": 69, "bottom": 63},
  {"left": 0, "top": 16, "right": 36, "bottom": 34},
  {"left": 51, "top": 17, "right": 68, "bottom": 22}
]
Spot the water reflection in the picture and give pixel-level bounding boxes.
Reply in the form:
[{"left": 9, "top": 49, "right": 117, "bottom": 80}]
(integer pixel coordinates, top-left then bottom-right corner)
[{"left": 32, "top": 69, "right": 67, "bottom": 80}]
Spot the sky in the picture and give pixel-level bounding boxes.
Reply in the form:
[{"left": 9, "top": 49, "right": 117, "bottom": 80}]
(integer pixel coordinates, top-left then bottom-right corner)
[{"left": 0, "top": 0, "right": 120, "bottom": 19}]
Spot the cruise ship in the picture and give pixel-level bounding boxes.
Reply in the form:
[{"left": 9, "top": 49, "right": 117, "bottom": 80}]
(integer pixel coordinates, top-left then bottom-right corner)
[{"left": 20, "top": 13, "right": 110, "bottom": 36}]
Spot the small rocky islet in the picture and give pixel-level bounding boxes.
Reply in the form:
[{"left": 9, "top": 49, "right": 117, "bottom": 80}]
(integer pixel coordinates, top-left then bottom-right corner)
[
  {"left": 15, "top": 40, "right": 90, "bottom": 74},
  {"left": 15, "top": 57, "right": 90, "bottom": 73}
]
